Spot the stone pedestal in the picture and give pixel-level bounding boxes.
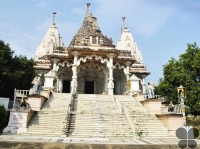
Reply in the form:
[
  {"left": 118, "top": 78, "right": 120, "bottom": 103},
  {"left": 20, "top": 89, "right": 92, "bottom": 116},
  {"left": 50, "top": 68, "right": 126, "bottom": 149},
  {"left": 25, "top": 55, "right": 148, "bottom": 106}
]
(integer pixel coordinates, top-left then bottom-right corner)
[
  {"left": 141, "top": 98, "right": 163, "bottom": 114},
  {"left": 133, "top": 94, "right": 145, "bottom": 101},
  {"left": 44, "top": 71, "right": 55, "bottom": 89},
  {"left": 128, "top": 74, "right": 141, "bottom": 95},
  {"left": 40, "top": 90, "right": 50, "bottom": 99},
  {"left": 3, "top": 109, "right": 34, "bottom": 133},
  {"left": 157, "top": 114, "right": 183, "bottom": 136},
  {"left": 26, "top": 95, "right": 46, "bottom": 111}
]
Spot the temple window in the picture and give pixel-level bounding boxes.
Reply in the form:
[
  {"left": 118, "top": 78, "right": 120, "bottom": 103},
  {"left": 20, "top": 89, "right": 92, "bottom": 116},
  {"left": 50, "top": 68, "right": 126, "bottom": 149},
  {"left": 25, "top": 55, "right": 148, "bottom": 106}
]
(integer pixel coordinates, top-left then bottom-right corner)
[{"left": 92, "top": 36, "right": 97, "bottom": 44}]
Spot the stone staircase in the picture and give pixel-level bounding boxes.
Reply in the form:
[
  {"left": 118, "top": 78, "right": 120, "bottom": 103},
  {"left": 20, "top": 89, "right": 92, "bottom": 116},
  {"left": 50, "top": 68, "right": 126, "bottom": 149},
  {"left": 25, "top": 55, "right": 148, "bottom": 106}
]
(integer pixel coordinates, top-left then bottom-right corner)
[
  {"left": 115, "top": 95, "right": 170, "bottom": 138},
  {"left": 18, "top": 93, "right": 170, "bottom": 138},
  {"left": 19, "top": 93, "right": 71, "bottom": 136},
  {"left": 67, "top": 94, "right": 133, "bottom": 138}
]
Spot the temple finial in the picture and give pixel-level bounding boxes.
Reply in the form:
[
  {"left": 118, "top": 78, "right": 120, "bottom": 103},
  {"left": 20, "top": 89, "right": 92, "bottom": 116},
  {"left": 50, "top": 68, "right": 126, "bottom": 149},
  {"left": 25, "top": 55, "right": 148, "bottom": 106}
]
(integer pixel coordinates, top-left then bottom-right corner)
[
  {"left": 52, "top": 12, "right": 57, "bottom": 25},
  {"left": 86, "top": 3, "right": 91, "bottom": 16},
  {"left": 121, "top": 17, "right": 126, "bottom": 34}
]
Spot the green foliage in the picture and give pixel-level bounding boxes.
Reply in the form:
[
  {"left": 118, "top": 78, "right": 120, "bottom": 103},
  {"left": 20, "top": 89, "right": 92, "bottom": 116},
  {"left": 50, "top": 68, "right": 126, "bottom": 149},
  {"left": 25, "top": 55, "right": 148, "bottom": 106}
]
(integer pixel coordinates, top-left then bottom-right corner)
[
  {"left": 157, "top": 43, "right": 200, "bottom": 116},
  {"left": 0, "top": 40, "right": 36, "bottom": 100},
  {"left": 0, "top": 105, "right": 6, "bottom": 127}
]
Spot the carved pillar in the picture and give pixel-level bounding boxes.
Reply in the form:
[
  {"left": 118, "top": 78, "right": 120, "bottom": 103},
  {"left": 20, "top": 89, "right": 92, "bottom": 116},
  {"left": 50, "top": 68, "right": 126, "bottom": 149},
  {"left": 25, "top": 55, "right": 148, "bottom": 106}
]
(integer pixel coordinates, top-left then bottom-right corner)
[
  {"left": 107, "top": 53, "right": 115, "bottom": 95},
  {"left": 142, "top": 78, "right": 146, "bottom": 94},
  {"left": 52, "top": 58, "right": 60, "bottom": 71},
  {"left": 124, "top": 61, "right": 131, "bottom": 81},
  {"left": 71, "top": 51, "right": 79, "bottom": 94},
  {"left": 104, "top": 71, "right": 109, "bottom": 93}
]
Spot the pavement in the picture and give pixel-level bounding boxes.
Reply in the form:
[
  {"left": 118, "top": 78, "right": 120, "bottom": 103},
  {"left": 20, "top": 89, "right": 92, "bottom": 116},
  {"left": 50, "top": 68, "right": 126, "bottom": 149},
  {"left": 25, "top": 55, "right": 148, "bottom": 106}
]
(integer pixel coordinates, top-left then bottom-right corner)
[
  {"left": 0, "top": 134, "right": 200, "bottom": 145},
  {"left": 0, "top": 134, "right": 200, "bottom": 149}
]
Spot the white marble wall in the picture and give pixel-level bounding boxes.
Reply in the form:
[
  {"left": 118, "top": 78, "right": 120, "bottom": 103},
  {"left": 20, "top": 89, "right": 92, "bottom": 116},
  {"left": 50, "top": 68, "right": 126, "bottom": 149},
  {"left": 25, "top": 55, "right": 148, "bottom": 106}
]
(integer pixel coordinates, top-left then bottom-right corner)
[
  {"left": 56, "top": 65, "right": 127, "bottom": 95},
  {"left": 113, "top": 69, "right": 126, "bottom": 95},
  {"left": 57, "top": 66, "right": 72, "bottom": 92},
  {"left": 77, "top": 67, "right": 105, "bottom": 94},
  {"left": 0, "top": 98, "right": 9, "bottom": 111}
]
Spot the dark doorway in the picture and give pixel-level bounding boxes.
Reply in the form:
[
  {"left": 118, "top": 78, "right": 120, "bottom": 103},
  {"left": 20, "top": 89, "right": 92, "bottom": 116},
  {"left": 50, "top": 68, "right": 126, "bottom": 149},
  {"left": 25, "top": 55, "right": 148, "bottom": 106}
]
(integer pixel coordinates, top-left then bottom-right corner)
[
  {"left": 63, "top": 80, "right": 70, "bottom": 93},
  {"left": 85, "top": 81, "right": 94, "bottom": 94}
]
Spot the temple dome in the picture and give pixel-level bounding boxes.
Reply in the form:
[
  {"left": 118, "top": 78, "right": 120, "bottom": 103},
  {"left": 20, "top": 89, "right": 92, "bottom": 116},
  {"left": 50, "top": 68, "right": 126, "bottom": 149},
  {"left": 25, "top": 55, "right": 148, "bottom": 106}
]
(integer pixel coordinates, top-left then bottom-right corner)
[
  {"left": 69, "top": 13, "right": 114, "bottom": 47},
  {"left": 116, "top": 27, "right": 143, "bottom": 63},
  {"left": 35, "top": 23, "right": 62, "bottom": 60}
]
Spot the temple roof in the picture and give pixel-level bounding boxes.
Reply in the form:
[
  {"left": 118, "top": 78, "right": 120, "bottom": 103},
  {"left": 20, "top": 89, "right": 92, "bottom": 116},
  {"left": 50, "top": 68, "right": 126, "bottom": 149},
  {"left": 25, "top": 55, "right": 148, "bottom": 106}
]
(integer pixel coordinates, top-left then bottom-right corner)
[
  {"left": 116, "top": 27, "right": 143, "bottom": 64},
  {"left": 69, "top": 13, "right": 114, "bottom": 48},
  {"left": 35, "top": 22, "right": 63, "bottom": 61}
]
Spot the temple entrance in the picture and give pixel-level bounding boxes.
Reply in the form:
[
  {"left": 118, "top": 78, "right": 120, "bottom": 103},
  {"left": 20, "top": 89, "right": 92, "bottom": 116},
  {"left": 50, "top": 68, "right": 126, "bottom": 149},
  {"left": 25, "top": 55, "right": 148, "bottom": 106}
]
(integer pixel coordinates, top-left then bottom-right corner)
[
  {"left": 62, "top": 80, "right": 71, "bottom": 93},
  {"left": 85, "top": 81, "right": 94, "bottom": 94}
]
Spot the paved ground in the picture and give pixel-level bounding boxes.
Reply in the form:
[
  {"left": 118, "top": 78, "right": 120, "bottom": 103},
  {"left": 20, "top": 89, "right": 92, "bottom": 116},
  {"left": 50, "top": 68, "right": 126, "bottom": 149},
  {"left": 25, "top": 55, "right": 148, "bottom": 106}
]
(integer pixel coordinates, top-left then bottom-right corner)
[{"left": 0, "top": 134, "right": 200, "bottom": 149}]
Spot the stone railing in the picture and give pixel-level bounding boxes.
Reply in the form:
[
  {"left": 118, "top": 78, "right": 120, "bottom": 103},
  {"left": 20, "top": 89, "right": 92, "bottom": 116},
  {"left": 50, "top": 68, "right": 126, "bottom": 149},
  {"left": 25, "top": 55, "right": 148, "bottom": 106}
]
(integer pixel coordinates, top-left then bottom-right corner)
[
  {"left": 13, "top": 89, "right": 30, "bottom": 109},
  {"left": 122, "top": 106, "right": 139, "bottom": 138},
  {"left": 15, "top": 89, "right": 29, "bottom": 97},
  {"left": 113, "top": 96, "right": 123, "bottom": 113},
  {"left": 62, "top": 88, "right": 77, "bottom": 136}
]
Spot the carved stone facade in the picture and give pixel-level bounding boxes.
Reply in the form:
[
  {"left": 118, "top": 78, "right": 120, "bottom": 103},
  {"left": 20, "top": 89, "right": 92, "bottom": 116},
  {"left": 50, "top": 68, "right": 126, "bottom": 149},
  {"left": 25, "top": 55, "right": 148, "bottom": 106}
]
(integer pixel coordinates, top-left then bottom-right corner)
[
  {"left": 70, "top": 13, "right": 114, "bottom": 47},
  {"left": 33, "top": 11, "right": 150, "bottom": 95}
]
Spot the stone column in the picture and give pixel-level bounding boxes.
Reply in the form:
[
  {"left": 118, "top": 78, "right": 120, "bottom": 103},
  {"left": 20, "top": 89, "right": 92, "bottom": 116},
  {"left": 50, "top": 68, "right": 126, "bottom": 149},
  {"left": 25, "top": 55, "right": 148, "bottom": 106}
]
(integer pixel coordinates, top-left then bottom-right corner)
[
  {"left": 124, "top": 61, "right": 131, "bottom": 81},
  {"left": 58, "top": 77, "right": 62, "bottom": 93},
  {"left": 104, "top": 71, "right": 109, "bottom": 93},
  {"left": 107, "top": 53, "right": 115, "bottom": 95},
  {"left": 71, "top": 51, "right": 79, "bottom": 94},
  {"left": 142, "top": 78, "right": 146, "bottom": 94},
  {"left": 52, "top": 58, "right": 60, "bottom": 71}
]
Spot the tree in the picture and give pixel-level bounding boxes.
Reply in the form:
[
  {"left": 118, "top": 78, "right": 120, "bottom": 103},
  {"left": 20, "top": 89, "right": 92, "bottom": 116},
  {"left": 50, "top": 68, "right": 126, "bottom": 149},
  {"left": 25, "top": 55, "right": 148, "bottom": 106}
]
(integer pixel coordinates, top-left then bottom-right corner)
[
  {"left": 0, "top": 40, "right": 36, "bottom": 100},
  {"left": 157, "top": 43, "right": 200, "bottom": 116}
]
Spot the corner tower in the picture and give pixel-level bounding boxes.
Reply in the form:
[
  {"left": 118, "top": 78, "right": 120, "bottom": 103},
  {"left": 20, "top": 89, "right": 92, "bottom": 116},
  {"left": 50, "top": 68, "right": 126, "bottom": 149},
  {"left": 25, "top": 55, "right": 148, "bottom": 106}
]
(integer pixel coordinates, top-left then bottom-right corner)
[{"left": 116, "top": 22, "right": 150, "bottom": 94}]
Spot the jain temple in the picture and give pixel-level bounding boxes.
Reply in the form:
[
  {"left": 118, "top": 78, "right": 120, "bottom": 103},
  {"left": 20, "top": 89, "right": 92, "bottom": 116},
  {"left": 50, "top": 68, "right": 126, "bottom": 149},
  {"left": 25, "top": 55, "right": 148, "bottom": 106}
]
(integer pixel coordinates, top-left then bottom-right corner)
[{"left": 3, "top": 4, "right": 184, "bottom": 138}]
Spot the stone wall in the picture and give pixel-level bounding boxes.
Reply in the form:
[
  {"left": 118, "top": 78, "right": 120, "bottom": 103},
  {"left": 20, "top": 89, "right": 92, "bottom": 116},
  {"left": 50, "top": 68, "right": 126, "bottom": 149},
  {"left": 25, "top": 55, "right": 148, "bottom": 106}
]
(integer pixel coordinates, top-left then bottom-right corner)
[
  {"left": 113, "top": 69, "right": 126, "bottom": 95},
  {"left": 77, "top": 67, "right": 105, "bottom": 94},
  {"left": 0, "top": 97, "right": 9, "bottom": 111}
]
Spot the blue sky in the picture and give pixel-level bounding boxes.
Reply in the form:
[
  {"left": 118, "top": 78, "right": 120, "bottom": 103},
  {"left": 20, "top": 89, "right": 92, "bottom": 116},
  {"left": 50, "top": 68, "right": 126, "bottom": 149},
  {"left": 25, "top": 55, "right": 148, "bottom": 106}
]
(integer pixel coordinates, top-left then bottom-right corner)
[{"left": 1, "top": 0, "right": 200, "bottom": 85}]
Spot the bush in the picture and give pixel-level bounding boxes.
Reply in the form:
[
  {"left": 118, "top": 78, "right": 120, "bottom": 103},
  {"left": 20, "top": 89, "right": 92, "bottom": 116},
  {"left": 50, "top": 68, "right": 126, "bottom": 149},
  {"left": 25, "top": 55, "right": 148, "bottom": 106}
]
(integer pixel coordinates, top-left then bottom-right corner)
[{"left": 0, "top": 105, "right": 7, "bottom": 127}]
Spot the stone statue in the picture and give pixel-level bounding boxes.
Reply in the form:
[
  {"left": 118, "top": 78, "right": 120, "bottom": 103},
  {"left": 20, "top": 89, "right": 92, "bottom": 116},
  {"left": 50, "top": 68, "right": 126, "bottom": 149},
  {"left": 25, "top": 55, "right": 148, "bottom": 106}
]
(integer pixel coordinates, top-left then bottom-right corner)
[
  {"left": 20, "top": 97, "right": 27, "bottom": 109},
  {"left": 147, "top": 82, "right": 153, "bottom": 99},
  {"left": 126, "top": 80, "right": 131, "bottom": 91},
  {"left": 150, "top": 82, "right": 155, "bottom": 98},
  {"left": 32, "top": 76, "right": 41, "bottom": 94},
  {"left": 168, "top": 101, "right": 174, "bottom": 112}
]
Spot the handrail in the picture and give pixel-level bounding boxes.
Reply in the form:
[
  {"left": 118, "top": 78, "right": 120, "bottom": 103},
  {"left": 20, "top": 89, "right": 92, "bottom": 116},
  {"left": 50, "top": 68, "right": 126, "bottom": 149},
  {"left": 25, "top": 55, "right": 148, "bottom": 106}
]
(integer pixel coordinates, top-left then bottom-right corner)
[
  {"left": 123, "top": 105, "right": 138, "bottom": 138},
  {"left": 113, "top": 95, "right": 123, "bottom": 113},
  {"left": 15, "top": 89, "right": 29, "bottom": 97},
  {"left": 62, "top": 88, "right": 76, "bottom": 136}
]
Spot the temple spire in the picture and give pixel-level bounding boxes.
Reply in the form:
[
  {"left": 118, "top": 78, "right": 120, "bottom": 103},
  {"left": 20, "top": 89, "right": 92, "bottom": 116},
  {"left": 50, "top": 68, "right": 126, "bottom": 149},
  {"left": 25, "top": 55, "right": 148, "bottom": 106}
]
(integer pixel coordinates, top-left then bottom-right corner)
[
  {"left": 86, "top": 3, "right": 91, "bottom": 16},
  {"left": 52, "top": 12, "right": 57, "bottom": 25}
]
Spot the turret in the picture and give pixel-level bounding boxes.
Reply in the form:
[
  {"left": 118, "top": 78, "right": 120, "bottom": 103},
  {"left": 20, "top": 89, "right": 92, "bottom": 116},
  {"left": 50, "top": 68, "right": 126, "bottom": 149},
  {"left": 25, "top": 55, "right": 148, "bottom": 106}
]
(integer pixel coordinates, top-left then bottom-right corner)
[{"left": 116, "top": 27, "right": 143, "bottom": 64}]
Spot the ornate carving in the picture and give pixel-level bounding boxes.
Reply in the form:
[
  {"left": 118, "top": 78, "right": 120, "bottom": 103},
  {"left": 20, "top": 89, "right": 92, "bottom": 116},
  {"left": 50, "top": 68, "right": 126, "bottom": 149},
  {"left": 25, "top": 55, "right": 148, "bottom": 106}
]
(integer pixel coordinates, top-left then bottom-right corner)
[
  {"left": 69, "top": 13, "right": 114, "bottom": 47},
  {"left": 77, "top": 61, "right": 106, "bottom": 73},
  {"left": 113, "top": 62, "right": 125, "bottom": 69},
  {"left": 77, "top": 53, "right": 109, "bottom": 66},
  {"left": 58, "top": 60, "right": 73, "bottom": 67}
]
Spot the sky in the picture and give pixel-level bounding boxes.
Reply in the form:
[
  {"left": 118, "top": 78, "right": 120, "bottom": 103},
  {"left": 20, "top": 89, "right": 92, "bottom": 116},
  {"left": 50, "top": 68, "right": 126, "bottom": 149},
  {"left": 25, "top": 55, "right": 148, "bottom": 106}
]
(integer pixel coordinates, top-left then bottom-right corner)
[{"left": 0, "top": 0, "right": 200, "bottom": 86}]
